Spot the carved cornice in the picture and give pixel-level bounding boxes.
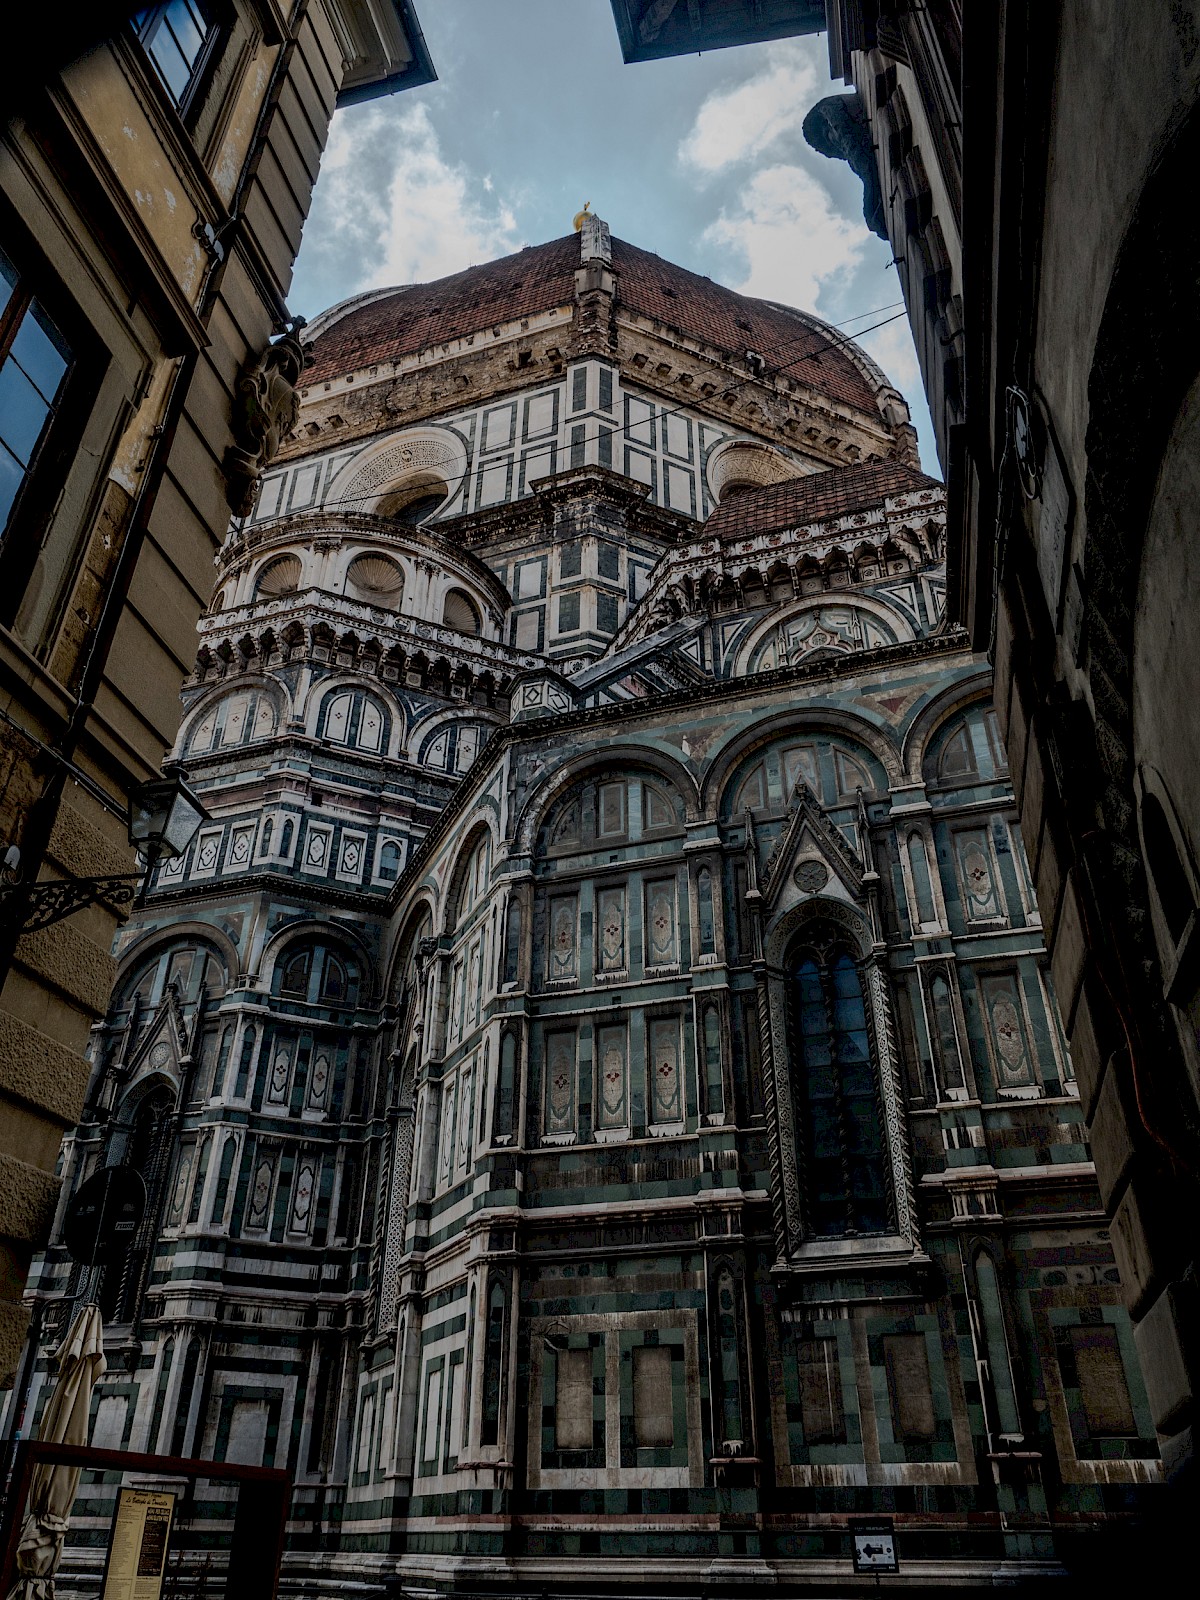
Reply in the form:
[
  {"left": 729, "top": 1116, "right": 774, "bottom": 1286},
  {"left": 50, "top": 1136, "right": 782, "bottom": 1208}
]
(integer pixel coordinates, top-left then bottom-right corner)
[{"left": 194, "top": 591, "right": 541, "bottom": 688}]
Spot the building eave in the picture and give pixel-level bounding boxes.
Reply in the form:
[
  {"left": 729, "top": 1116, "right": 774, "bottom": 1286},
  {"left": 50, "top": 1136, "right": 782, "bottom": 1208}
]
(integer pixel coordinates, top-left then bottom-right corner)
[
  {"left": 608, "top": 0, "right": 826, "bottom": 64},
  {"left": 332, "top": 0, "right": 437, "bottom": 109}
]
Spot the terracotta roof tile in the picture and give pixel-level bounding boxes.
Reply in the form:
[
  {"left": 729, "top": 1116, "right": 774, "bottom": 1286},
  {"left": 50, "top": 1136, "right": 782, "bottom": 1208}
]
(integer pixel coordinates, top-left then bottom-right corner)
[
  {"left": 304, "top": 237, "right": 580, "bottom": 384},
  {"left": 304, "top": 235, "right": 883, "bottom": 414},
  {"left": 704, "top": 460, "right": 943, "bottom": 543},
  {"left": 610, "top": 239, "right": 878, "bottom": 411}
]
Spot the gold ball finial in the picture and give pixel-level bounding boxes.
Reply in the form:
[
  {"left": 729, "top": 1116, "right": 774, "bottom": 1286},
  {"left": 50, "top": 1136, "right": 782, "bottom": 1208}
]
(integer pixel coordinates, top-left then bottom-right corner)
[{"left": 572, "top": 202, "right": 592, "bottom": 233}]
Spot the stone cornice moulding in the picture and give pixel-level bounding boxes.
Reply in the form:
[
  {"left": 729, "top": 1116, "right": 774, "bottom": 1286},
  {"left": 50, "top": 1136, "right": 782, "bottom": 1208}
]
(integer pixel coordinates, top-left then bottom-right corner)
[{"left": 194, "top": 593, "right": 541, "bottom": 686}]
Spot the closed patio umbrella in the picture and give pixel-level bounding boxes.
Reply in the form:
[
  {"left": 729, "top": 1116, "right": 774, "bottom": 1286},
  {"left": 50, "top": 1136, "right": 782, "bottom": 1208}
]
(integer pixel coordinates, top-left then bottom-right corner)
[{"left": 7, "top": 1303, "right": 106, "bottom": 1599}]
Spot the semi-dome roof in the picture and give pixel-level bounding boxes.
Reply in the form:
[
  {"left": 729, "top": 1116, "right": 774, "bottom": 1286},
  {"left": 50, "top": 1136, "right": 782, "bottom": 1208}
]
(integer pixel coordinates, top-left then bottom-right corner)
[
  {"left": 704, "top": 459, "right": 942, "bottom": 542},
  {"left": 303, "top": 234, "right": 883, "bottom": 415}
]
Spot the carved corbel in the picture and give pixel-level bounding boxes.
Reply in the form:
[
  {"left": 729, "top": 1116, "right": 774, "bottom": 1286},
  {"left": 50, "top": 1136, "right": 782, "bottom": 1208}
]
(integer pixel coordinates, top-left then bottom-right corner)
[{"left": 223, "top": 322, "right": 311, "bottom": 519}]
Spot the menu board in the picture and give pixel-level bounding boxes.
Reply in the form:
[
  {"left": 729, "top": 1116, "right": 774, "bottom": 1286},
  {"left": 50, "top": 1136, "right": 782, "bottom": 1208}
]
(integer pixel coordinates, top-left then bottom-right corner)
[{"left": 100, "top": 1487, "right": 176, "bottom": 1600}]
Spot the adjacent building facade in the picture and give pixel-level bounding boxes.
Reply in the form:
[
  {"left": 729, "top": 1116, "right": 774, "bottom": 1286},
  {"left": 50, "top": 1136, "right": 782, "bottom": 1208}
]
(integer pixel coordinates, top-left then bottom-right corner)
[
  {"left": 803, "top": 0, "right": 1200, "bottom": 1497},
  {"left": 0, "top": 3, "right": 434, "bottom": 1391},
  {"left": 18, "top": 221, "right": 1160, "bottom": 1590},
  {"left": 620, "top": 0, "right": 1200, "bottom": 1507}
]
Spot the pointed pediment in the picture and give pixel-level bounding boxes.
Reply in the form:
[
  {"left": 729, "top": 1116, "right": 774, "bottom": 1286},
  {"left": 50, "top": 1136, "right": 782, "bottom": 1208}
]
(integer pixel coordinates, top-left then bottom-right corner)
[
  {"left": 760, "top": 779, "right": 865, "bottom": 914},
  {"left": 126, "top": 989, "right": 188, "bottom": 1083}
]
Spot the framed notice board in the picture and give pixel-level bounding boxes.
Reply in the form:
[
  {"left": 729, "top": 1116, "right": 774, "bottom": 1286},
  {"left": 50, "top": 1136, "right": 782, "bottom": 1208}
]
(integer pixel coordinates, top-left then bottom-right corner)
[
  {"left": 0, "top": 1441, "right": 289, "bottom": 1599},
  {"left": 100, "top": 1487, "right": 176, "bottom": 1600}
]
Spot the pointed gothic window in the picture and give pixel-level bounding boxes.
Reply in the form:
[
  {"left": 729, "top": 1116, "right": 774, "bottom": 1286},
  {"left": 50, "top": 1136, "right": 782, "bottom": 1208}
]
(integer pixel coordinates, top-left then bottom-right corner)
[
  {"left": 788, "top": 935, "right": 889, "bottom": 1237},
  {"left": 100, "top": 1085, "right": 174, "bottom": 1324},
  {"left": 907, "top": 831, "right": 937, "bottom": 926}
]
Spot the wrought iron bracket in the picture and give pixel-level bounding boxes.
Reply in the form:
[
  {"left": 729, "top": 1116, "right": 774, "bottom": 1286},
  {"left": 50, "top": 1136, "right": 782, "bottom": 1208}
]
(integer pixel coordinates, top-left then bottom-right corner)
[{"left": 1, "top": 872, "right": 145, "bottom": 932}]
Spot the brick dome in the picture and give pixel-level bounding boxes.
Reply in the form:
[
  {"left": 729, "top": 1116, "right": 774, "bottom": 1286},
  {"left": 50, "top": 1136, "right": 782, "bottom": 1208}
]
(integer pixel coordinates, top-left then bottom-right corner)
[{"left": 303, "top": 234, "right": 884, "bottom": 416}]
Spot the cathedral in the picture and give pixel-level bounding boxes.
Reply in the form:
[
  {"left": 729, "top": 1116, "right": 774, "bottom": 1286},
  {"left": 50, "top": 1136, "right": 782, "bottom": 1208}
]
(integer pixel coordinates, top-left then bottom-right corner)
[{"left": 22, "top": 215, "right": 1159, "bottom": 1590}]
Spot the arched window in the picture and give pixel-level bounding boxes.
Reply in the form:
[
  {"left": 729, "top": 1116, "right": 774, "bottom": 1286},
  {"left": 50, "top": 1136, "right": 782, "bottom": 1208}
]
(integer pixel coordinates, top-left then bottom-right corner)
[
  {"left": 938, "top": 724, "right": 975, "bottom": 779},
  {"left": 480, "top": 1278, "right": 508, "bottom": 1446},
  {"left": 502, "top": 896, "right": 523, "bottom": 987},
  {"left": 148, "top": 1339, "right": 175, "bottom": 1452},
  {"left": 907, "top": 832, "right": 937, "bottom": 926},
  {"left": 322, "top": 952, "right": 349, "bottom": 1005},
  {"left": 539, "top": 775, "right": 683, "bottom": 854},
  {"left": 973, "top": 1251, "right": 1022, "bottom": 1441},
  {"left": 114, "top": 942, "right": 228, "bottom": 1026},
  {"left": 280, "top": 818, "right": 295, "bottom": 856},
  {"left": 210, "top": 1135, "right": 237, "bottom": 1225},
  {"left": 703, "top": 1004, "right": 723, "bottom": 1115},
  {"left": 259, "top": 817, "right": 274, "bottom": 858},
  {"left": 928, "top": 971, "right": 965, "bottom": 1096},
  {"left": 714, "top": 1268, "right": 746, "bottom": 1449},
  {"left": 930, "top": 706, "right": 1007, "bottom": 785},
  {"left": 443, "top": 588, "right": 481, "bottom": 636},
  {"left": 170, "top": 1338, "right": 203, "bottom": 1457},
  {"left": 320, "top": 689, "right": 387, "bottom": 752},
  {"left": 280, "top": 946, "right": 312, "bottom": 999},
  {"left": 729, "top": 738, "right": 881, "bottom": 816},
  {"left": 274, "top": 940, "right": 360, "bottom": 1008},
  {"left": 233, "top": 1025, "right": 256, "bottom": 1098},
  {"left": 478, "top": 1040, "right": 491, "bottom": 1145},
  {"left": 789, "top": 935, "right": 888, "bottom": 1237},
  {"left": 377, "top": 839, "right": 403, "bottom": 883},
  {"left": 697, "top": 867, "right": 716, "bottom": 958},
  {"left": 377, "top": 482, "right": 447, "bottom": 524},
  {"left": 455, "top": 833, "right": 491, "bottom": 923},
  {"left": 186, "top": 1135, "right": 211, "bottom": 1225},
  {"left": 188, "top": 690, "right": 278, "bottom": 755}
]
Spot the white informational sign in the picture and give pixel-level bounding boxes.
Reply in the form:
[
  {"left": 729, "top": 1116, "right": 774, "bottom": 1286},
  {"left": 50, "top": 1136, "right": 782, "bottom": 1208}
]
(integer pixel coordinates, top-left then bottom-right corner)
[
  {"left": 852, "top": 1522, "right": 898, "bottom": 1573},
  {"left": 101, "top": 1487, "right": 176, "bottom": 1600}
]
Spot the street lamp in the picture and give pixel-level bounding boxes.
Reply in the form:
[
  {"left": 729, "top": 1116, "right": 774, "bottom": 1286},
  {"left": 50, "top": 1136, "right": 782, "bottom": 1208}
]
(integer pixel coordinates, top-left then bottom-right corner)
[
  {"left": 1, "top": 772, "right": 208, "bottom": 932},
  {"left": 126, "top": 775, "right": 208, "bottom": 867}
]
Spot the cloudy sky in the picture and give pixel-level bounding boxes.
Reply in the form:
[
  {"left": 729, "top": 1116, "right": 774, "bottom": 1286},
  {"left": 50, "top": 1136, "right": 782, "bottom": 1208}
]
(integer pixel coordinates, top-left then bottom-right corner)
[{"left": 290, "top": 0, "right": 937, "bottom": 471}]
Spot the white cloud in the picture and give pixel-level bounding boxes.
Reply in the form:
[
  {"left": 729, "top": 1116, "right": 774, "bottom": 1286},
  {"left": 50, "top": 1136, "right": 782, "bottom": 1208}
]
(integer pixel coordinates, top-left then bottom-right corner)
[
  {"left": 679, "top": 43, "right": 820, "bottom": 173},
  {"left": 703, "top": 164, "right": 865, "bottom": 307},
  {"left": 295, "top": 101, "right": 520, "bottom": 305}
]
